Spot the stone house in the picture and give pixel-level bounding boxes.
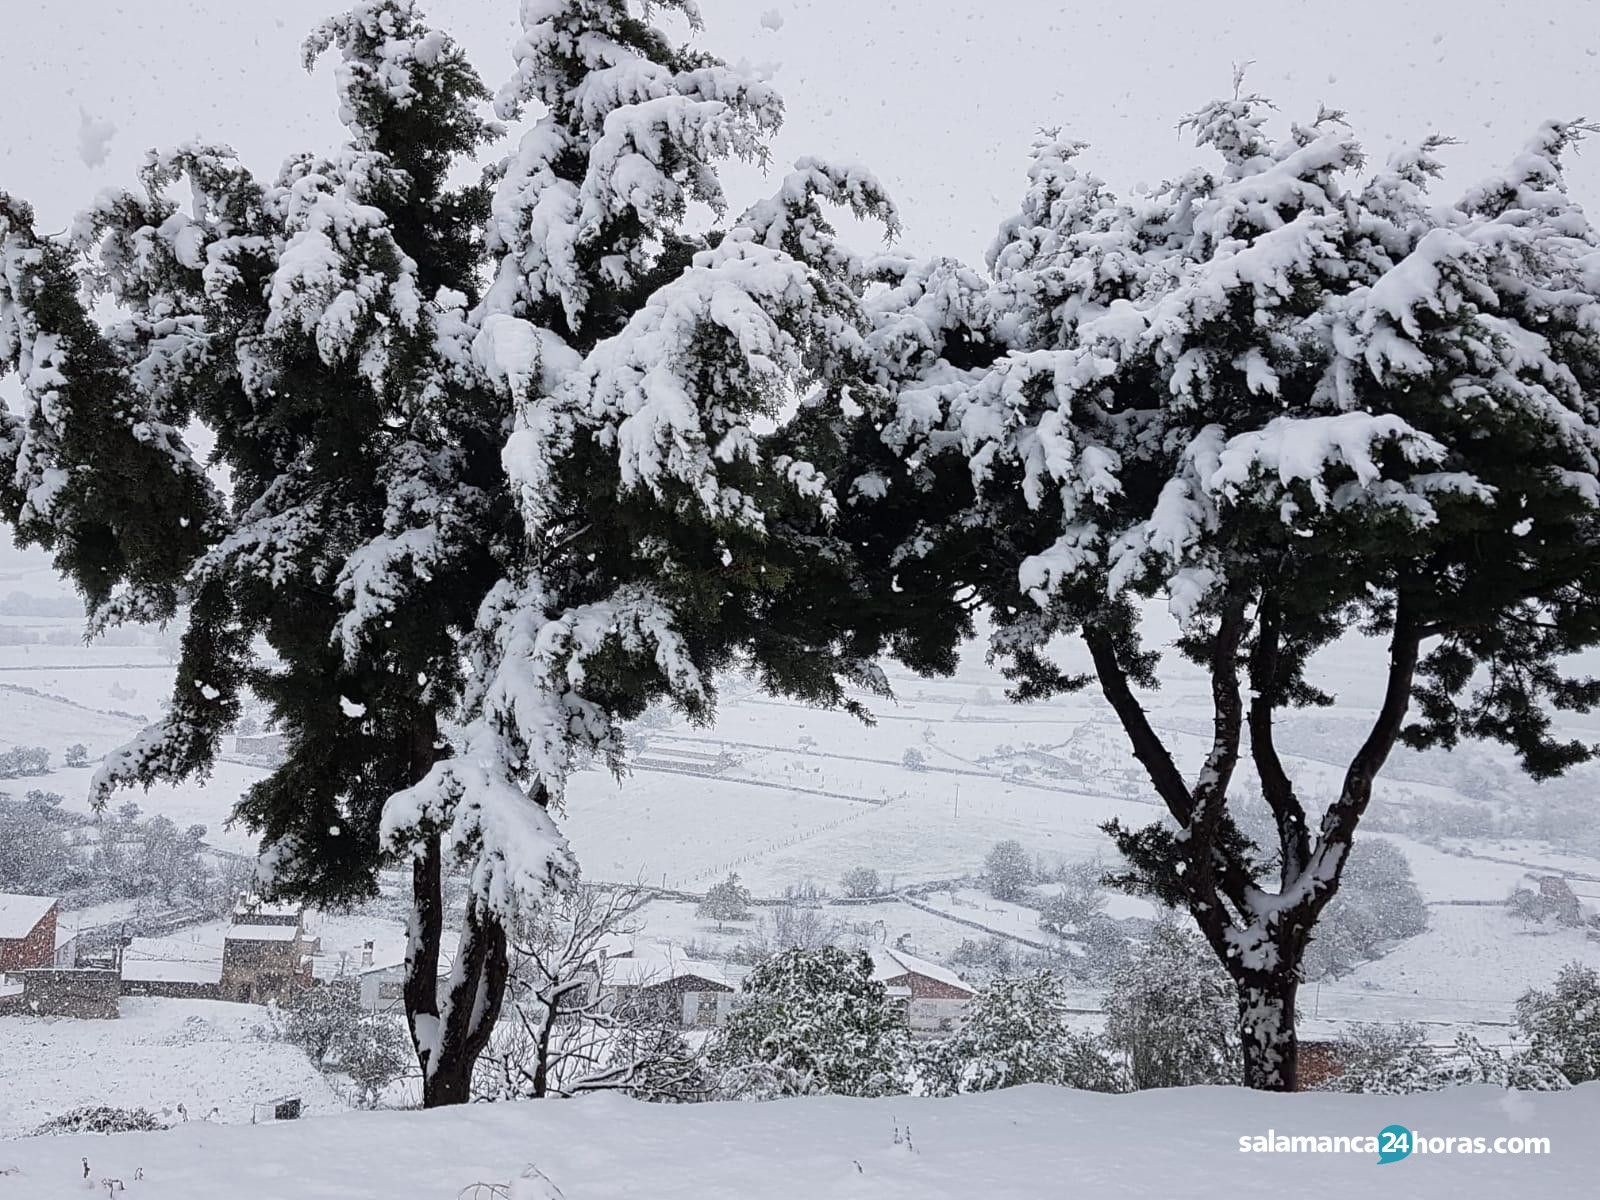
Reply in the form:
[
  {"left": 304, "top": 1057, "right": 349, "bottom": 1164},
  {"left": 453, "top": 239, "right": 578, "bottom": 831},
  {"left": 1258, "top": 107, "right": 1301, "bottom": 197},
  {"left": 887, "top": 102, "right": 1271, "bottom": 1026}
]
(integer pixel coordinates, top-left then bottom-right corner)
[{"left": 221, "top": 922, "right": 314, "bottom": 1003}]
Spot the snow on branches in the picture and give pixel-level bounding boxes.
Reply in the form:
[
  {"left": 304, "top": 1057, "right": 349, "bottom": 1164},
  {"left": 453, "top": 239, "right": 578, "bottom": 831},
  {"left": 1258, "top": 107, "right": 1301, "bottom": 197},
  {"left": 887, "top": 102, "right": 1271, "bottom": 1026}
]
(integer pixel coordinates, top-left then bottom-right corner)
[
  {"left": 862, "top": 93, "right": 1600, "bottom": 1089},
  {"left": 394, "top": 4, "right": 904, "bottom": 928}
]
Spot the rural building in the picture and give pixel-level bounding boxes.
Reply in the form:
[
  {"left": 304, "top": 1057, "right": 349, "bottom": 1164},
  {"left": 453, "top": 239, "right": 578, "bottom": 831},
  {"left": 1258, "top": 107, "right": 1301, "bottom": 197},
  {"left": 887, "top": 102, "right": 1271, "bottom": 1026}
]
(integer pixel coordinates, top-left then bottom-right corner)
[
  {"left": 867, "top": 946, "right": 975, "bottom": 1033},
  {"left": 358, "top": 961, "right": 406, "bottom": 1012},
  {"left": 0, "top": 893, "right": 58, "bottom": 975},
  {"left": 221, "top": 922, "right": 314, "bottom": 1003},
  {"left": 356, "top": 958, "right": 457, "bottom": 1012},
  {"left": 116, "top": 901, "right": 315, "bottom": 1004},
  {"left": 53, "top": 925, "right": 78, "bottom": 969},
  {"left": 599, "top": 951, "right": 735, "bottom": 1028}
]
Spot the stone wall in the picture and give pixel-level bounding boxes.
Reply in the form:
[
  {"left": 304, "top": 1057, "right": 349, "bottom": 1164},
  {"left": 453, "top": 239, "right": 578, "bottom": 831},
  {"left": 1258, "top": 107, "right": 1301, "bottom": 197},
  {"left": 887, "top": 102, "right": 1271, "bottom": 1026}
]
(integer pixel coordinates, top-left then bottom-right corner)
[{"left": 19, "top": 968, "right": 120, "bottom": 1019}]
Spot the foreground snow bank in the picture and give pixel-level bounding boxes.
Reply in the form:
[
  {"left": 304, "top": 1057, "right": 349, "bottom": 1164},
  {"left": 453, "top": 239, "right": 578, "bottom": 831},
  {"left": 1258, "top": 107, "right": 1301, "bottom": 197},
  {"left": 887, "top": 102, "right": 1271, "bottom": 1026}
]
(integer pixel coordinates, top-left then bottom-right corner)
[{"left": 0, "top": 1083, "right": 1592, "bottom": 1198}]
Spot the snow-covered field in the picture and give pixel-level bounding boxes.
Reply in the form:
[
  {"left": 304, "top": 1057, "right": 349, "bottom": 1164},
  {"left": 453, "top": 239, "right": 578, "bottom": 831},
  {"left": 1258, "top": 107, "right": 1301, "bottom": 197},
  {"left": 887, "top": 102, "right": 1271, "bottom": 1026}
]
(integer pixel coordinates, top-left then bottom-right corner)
[
  {"left": 0, "top": 999, "right": 345, "bottom": 1138},
  {"left": 0, "top": 1083, "right": 1592, "bottom": 1198}
]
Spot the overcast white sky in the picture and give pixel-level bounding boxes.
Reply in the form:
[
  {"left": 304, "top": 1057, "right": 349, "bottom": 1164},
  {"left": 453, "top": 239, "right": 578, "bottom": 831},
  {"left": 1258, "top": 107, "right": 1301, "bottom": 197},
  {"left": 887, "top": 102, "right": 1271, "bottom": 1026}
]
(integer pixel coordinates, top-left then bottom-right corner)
[
  {"left": 6, "top": 0, "right": 1600, "bottom": 256},
  {"left": 4, "top": 0, "right": 1600, "bottom": 586}
]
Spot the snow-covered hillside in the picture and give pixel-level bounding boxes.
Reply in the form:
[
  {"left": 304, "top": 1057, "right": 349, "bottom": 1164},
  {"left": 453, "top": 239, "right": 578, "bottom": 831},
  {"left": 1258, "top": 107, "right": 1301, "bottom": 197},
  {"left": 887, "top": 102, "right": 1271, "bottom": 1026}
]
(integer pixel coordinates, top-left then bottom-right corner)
[{"left": 1, "top": 1084, "right": 1591, "bottom": 1198}]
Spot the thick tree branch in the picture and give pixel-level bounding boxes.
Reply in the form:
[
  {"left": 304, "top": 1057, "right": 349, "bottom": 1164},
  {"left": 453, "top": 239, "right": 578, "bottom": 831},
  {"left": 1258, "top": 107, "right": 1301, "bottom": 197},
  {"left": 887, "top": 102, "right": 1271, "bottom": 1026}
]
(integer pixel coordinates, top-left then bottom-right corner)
[
  {"left": 1246, "top": 593, "right": 1311, "bottom": 885},
  {"left": 1190, "top": 592, "right": 1250, "bottom": 848},
  {"left": 1302, "top": 598, "right": 1423, "bottom": 906},
  {"left": 1082, "top": 623, "right": 1193, "bottom": 823}
]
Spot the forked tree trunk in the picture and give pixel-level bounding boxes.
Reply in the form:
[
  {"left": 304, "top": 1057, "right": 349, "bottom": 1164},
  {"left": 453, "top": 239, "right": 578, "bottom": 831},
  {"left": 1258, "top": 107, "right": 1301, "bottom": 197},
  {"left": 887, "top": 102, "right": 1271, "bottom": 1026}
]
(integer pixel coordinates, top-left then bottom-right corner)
[{"left": 399, "top": 715, "right": 509, "bottom": 1108}]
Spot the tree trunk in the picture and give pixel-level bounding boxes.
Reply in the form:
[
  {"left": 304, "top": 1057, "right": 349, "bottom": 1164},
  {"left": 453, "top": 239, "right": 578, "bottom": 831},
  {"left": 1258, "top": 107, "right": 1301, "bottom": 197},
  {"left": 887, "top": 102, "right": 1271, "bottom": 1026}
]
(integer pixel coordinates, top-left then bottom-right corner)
[
  {"left": 423, "top": 1043, "right": 480, "bottom": 1107},
  {"left": 1236, "top": 970, "right": 1299, "bottom": 1092}
]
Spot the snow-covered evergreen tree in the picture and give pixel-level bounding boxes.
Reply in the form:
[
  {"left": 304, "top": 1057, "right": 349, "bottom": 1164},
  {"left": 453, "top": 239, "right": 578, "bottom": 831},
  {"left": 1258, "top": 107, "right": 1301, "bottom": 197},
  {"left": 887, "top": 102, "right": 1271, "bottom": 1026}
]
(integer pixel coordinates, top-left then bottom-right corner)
[
  {"left": 696, "top": 873, "right": 753, "bottom": 929},
  {"left": 3, "top": 0, "right": 903, "bottom": 1106},
  {"left": 920, "top": 969, "right": 1126, "bottom": 1095},
  {"left": 711, "top": 946, "right": 909, "bottom": 1098},
  {"left": 868, "top": 92, "right": 1600, "bottom": 1089}
]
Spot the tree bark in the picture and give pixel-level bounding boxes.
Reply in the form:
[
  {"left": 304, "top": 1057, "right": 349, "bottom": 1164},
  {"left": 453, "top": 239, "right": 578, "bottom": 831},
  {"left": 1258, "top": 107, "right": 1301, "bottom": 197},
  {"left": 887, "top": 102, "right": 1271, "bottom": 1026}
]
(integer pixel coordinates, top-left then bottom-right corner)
[
  {"left": 421, "top": 907, "right": 509, "bottom": 1106},
  {"left": 397, "top": 713, "right": 513, "bottom": 1108},
  {"left": 1236, "top": 973, "right": 1299, "bottom": 1091}
]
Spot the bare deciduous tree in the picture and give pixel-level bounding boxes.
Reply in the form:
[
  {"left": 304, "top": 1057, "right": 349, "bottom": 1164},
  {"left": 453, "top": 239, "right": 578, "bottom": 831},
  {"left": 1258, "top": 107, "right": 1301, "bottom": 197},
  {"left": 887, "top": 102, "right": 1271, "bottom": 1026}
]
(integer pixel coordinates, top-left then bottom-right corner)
[{"left": 475, "top": 885, "right": 710, "bottom": 1104}]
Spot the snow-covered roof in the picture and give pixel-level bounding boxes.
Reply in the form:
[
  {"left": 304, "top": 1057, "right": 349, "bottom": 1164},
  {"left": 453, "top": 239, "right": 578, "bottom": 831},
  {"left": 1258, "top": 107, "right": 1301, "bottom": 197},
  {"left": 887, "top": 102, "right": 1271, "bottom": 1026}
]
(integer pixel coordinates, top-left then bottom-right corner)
[
  {"left": 121, "top": 957, "right": 224, "bottom": 985},
  {"left": 226, "top": 925, "right": 301, "bottom": 943},
  {"left": 867, "top": 946, "right": 974, "bottom": 995},
  {"left": 0, "top": 893, "right": 56, "bottom": 940},
  {"left": 602, "top": 951, "right": 732, "bottom": 991},
  {"left": 53, "top": 925, "right": 76, "bottom": 950},
  {"left": 595, "top": 931, "right": 637, "bottom": 958},
  {"left": 231, "top": 898, "right": 301, "bottom": 920}
]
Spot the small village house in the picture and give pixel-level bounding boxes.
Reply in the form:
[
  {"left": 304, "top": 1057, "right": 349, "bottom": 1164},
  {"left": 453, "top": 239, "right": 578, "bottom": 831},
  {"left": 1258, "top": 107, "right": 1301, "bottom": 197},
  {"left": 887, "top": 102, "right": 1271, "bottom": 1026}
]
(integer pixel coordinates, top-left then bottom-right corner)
[
  {"left": 867, "top": 945, "right": 975, "bottom": 1033},
  {"left": 598, "top": 948, "right": 735, "bottom": 1029},
  {"left": 220, "top": 914, "right": 316, "bottom": 1003},
  {"left": 0, "top": 892, "right": 58, "bottom": 977}
]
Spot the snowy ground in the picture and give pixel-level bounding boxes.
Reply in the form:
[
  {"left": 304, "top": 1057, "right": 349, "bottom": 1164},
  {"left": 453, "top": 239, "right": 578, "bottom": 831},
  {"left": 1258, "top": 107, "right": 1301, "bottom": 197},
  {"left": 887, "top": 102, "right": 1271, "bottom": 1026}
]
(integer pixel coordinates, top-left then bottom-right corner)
[
  {"left": 0, "top": 1083, "right": 1594, "bottom": 1198},
  {"left": 0, "top": 998, "right": 345, "bottom": 1137},
  {"left": 1309, "top": 905, "right": 1600, "bottom": 1035}
]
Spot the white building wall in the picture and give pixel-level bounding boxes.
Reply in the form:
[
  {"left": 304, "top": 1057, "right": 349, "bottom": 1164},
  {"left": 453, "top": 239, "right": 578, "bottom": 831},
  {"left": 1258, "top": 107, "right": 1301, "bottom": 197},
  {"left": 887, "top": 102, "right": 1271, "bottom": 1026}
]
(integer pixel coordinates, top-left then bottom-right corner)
[{"left": 908, "top": 997, "right": 969, "bottom": 1033}]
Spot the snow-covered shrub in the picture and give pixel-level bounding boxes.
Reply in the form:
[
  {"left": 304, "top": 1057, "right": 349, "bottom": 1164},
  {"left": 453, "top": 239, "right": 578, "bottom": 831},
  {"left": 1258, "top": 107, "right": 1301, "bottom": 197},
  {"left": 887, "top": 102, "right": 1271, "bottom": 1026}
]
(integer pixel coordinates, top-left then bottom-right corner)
[
  {"left": 1317, "top": 1024, "right": 1571, "bottom": 1093},
  {"left": 1432, "top": 1033, "right": 1571, "bottom": 1092},
  {"left": 920, "top": 971, "right": 1127, "bottom": 1095},
  {"left": 274, "top": 983, "right": 411, "bottom": 1107},
  {"left": 0, "top": 745, "right": 49, "bottom": 778},
  {"left": 1514, "top": 963, "right": 1600, "bottom": 1084},
  {"left": 841, "top": 866, "right": 883, "bottom": 897},
  {"left": 1313, "top": 1022, "right": 1439, "bottom": 1094},
  {"left": 1103, "top": 916, "right": 1240, "bottom": 1089},
  {"left": 947, "top": 935, "right": 1021, "bottom": 982},
  {"left": 1507, "top": 885, "right": 1546, "bottom": 924},
  {"left": 476, "top": 885, "right": 710, "bottom": 1104},
  {"left": 710, "top": 947, "right": 910, "bottom": 1099},
  {"left": 749, "top": 905, "right": 844, "bottom": 959},
  {"left": 33, "top": 1106, "right": 167, "bottom": 1136},
  {"left": 984, "top": 840, "right": 1032, "bottom": 902}
]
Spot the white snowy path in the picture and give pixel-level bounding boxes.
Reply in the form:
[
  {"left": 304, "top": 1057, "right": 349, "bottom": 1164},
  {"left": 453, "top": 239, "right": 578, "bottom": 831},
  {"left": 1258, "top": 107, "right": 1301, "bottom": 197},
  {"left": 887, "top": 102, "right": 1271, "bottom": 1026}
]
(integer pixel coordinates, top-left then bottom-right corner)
[{"left": 0, "top": 1084, "right": 1593, "bottom": 1199}]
